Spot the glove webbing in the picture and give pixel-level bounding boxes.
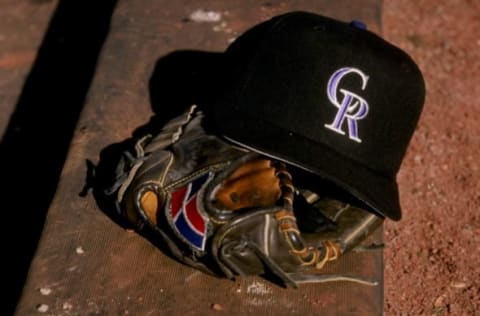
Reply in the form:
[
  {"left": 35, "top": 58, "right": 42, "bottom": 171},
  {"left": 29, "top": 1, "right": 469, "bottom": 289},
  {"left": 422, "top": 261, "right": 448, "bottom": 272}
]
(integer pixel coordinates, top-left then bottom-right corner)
[
  {"left": 274, "top": 162, "right": 339, "bottom": 269},
  {"left": 273, "top": 163, "right": 379, "bottom": 286}
]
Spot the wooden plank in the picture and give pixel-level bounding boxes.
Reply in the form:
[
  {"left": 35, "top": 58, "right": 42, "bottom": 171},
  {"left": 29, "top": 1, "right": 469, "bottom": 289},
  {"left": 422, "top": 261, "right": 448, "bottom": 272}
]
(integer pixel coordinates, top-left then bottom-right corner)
[{"left": 11, "top": 1, "right": 383, "bottom": 315}]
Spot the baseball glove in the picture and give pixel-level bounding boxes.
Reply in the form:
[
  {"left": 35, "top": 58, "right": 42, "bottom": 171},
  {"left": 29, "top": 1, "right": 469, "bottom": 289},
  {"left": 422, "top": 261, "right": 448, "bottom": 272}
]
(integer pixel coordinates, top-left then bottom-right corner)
[{"left": 102, "top": 105, "right": 383, "bottom": 287}]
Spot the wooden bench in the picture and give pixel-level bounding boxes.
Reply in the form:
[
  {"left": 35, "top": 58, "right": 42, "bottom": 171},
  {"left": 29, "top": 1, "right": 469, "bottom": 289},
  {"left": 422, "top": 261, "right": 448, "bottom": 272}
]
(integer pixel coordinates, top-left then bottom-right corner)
[{"left": 3, "top": 1, "right": 384, "bottom": 314}]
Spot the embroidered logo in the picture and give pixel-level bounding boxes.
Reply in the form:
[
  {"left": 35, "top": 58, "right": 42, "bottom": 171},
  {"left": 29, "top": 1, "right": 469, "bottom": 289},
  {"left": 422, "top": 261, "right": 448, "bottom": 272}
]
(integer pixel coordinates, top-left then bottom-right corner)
[
  {"left": 324, "top": 67, "right": 369, "bottom": 143},
  {"left": 168, "top": 173, "right": 210, "bottom": 251}
]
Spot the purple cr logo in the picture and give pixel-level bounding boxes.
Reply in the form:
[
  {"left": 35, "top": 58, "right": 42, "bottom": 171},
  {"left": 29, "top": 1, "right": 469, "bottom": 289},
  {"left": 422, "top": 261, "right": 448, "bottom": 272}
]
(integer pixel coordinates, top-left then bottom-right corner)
[{"left": 324, "top": 67, "right": 369, "bottom": 143}]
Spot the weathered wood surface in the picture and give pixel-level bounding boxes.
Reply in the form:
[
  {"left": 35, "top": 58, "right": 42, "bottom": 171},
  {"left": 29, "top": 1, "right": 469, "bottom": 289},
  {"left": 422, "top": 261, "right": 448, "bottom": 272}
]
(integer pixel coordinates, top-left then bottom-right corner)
[{"left": 2, "top": 1, "right": 383, "bottom": 315}]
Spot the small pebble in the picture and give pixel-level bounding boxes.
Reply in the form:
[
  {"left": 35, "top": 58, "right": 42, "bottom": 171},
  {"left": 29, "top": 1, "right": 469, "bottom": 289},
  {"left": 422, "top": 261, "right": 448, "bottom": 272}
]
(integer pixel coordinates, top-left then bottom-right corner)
[
  {"left": 63, "top": 302, "right": 73, "bottom": 310},
  {"left": 76, "top": 246, "right": 85, "bottom": 254},
  {"left": 434, "top": 294, "right": 446, "bottom": 307},
  {"left": 451, "top": 281, "right": 467, "bottom": 289},
  {"left": 39, "top": 287, "right": 52, "bottom": 296},
  {"left": 211, "top": 303, "right": 223, "bottom": 311},
  {"left": 190, "top": 10, "right": 222, "bottom": 23},
  {"left": 37, "top": 304, "right": 49, "bottom": 313}
]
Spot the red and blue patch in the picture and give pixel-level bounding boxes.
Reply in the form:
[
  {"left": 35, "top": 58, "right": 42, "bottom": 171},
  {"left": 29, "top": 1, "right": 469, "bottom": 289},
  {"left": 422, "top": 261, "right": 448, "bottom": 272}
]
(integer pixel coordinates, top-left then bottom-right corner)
[{"left": 168, "top": 173, "right": 210, "bottom": 251}]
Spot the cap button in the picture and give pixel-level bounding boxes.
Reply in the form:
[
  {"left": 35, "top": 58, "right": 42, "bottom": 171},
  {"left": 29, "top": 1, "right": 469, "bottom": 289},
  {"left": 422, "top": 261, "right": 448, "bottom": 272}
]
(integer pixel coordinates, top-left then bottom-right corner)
[{"left": 349, "top": 20, "right": 367, "bottom": 30}]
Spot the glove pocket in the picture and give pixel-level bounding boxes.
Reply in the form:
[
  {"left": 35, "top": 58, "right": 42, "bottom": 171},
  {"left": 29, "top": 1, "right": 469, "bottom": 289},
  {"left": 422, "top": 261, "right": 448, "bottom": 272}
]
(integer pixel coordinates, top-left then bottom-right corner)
[{"left": 212, "top": 209, "right": 308, "bottom": 284}]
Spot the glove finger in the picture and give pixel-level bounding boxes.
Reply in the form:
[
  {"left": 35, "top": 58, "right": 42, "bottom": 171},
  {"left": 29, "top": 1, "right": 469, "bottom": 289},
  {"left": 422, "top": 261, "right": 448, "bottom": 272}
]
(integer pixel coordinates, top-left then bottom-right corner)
[
  {"left": 214, "top": 158, "right": 281, "bottom": 210},
  {"left": 139, "top": 190, "right": 160, "bottom": 225},
  {"left": 224, "top": 158, "right": 272, "bottom": 180}
]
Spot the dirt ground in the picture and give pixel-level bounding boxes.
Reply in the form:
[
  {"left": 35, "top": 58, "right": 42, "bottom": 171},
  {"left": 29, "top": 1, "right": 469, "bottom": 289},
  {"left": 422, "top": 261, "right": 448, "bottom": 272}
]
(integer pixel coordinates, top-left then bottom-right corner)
[{"left": 382, "top": 0, "right": 480, "bottom": 314}]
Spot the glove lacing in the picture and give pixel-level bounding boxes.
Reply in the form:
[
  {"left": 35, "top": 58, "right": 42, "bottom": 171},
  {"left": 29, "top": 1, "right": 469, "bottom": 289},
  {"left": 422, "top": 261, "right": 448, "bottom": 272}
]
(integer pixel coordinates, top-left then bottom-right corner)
[{"left": 274, "top": 162, "right": 339, "bottom": 269}]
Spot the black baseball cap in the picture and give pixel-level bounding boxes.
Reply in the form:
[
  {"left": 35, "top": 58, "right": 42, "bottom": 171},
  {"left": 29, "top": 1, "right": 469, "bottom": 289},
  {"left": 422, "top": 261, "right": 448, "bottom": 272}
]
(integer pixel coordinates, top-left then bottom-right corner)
[{"left": 207, "top": 11, "right": 425, "bottom": 220}]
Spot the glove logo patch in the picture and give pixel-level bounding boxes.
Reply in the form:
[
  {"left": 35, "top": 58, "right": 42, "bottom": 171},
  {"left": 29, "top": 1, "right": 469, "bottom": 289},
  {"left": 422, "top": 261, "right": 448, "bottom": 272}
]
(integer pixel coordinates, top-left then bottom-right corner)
[
  {"left": 324, "top": 67, "right": 369, "bottom": 143},
  {"left": 168, "top": 173, "right": 210, "bottom": 251}
]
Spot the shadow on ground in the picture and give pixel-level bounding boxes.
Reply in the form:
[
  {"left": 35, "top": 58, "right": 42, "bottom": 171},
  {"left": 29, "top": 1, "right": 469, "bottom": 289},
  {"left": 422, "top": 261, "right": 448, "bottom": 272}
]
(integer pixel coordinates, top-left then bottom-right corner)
[
  {"left": 0, "top": 1, "right": 117, "bottom": 314},
  {"left": 87, "top": 49, "right": 227, "bottom": 249}
]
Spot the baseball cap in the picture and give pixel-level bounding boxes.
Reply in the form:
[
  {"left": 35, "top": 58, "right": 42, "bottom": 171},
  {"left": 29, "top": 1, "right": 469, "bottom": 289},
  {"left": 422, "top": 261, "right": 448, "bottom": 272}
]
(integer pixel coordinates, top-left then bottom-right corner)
[{"left": 207, "top": 11, "right": 425, "bottom": 220}]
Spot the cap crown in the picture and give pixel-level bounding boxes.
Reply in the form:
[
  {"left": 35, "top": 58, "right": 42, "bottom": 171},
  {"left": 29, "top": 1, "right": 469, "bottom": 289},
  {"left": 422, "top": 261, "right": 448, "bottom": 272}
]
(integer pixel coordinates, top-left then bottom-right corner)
[{"left": 210, "top": 12, "right": 425, "bottom": 219}]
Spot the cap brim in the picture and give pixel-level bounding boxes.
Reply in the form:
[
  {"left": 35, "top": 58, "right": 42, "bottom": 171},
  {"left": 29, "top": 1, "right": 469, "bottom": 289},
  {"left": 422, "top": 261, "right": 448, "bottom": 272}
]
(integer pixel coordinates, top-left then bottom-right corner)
[{"left": 215, "top": 113, "right": 401, "bottom": 221}]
